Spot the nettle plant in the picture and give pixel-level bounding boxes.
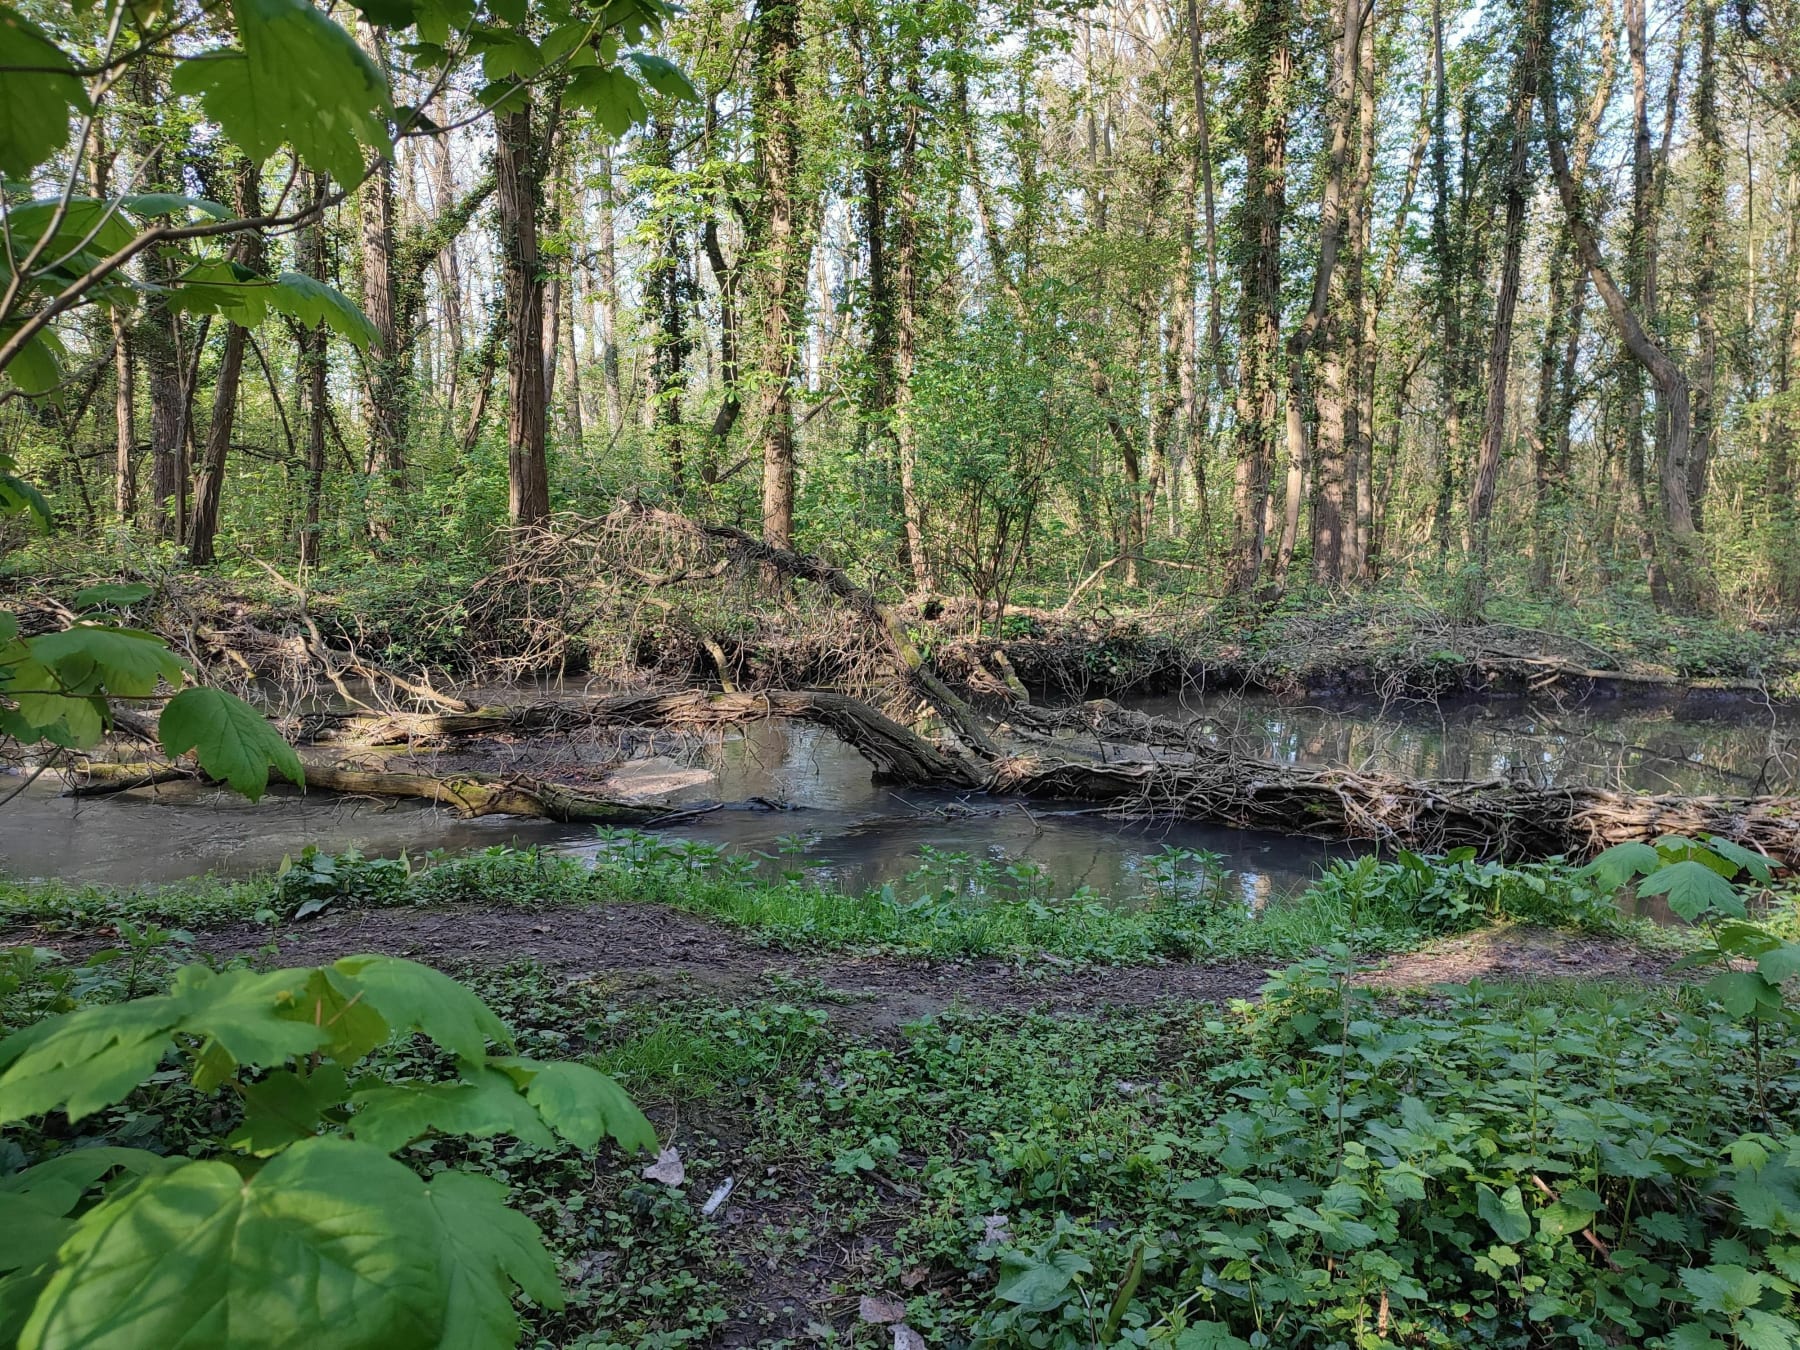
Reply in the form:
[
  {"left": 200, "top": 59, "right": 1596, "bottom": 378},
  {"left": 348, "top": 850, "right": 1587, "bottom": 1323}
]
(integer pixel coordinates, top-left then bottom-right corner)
[{"left": 0, "top": 954, "right": 654, "bottom": 1347}]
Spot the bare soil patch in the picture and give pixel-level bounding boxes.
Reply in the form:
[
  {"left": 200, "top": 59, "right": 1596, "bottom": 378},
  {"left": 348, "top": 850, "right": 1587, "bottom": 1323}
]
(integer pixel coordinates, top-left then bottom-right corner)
[
  {"left": 1360, "top": 923, "right": 1675, "bottom": 989},
  {"left": 123, "top": 902, "right": 1271, "bottom": 1030}
]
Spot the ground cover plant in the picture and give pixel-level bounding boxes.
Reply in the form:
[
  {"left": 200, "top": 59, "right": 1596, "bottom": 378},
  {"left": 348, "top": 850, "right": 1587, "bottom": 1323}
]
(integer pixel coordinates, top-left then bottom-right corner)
[{"left": 0, "top": 835, "right": 1791, "bottom": 1346}]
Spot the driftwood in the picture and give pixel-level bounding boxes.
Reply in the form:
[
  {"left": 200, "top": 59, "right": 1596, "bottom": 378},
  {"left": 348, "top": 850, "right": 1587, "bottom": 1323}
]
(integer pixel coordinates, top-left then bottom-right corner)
[
  {"left": 69, "top": 757, "right": 665, "bottom": 824},
  {"left": 988, "top": 753, "right": 1800, "bottom": 864},
  {"left": 307, "top": 688, "right": 982, "bottom": 788}
]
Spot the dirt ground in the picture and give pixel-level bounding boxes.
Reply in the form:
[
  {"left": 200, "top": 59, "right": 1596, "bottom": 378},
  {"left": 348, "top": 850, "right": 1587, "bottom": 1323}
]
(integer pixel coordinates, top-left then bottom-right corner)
[{"left": 17, "top": 901, "right": 1677, "bottom": 1031}]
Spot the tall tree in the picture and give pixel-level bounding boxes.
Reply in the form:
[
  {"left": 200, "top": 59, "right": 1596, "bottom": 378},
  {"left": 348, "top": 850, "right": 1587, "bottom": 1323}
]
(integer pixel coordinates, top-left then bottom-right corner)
[{"left": 496, "top": 92, "right": 551, "bottom": 527}]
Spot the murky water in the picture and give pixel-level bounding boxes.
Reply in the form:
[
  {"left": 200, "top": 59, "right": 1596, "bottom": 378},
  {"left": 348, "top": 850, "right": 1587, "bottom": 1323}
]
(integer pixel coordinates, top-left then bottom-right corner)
[
  {"left": 1130, "top": 691, "right": 1798, "bottom": 796},
  {"left": 0, "top": 690, "right": 1789, "bottom": 901}
]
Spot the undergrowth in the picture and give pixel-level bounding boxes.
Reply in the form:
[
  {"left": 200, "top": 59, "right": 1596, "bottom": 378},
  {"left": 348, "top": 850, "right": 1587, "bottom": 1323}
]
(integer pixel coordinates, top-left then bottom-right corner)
[{"left": 0, "top": 836, "right": 1642, "bottom": 967}]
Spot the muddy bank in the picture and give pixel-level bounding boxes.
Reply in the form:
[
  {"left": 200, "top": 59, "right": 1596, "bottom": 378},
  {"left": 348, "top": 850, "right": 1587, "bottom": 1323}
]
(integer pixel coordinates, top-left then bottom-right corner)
[{"left": 11, "top": 902, "right": 1675, "bottom": 1029}]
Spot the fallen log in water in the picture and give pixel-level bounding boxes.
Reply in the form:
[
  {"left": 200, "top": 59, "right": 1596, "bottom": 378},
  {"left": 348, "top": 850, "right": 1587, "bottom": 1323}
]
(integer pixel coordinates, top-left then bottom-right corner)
[
  {"left": 76, "top": 684, "right": 1800, "bottom": 864},
  {"left": 69, "top": 757, "right": 667, "bottom": 824},
  {"left": 308, "top": 688, "right": 981, "bottom": 788},
  {"left": 988, "top": 753, "right": 1800, "bottom": 865}
]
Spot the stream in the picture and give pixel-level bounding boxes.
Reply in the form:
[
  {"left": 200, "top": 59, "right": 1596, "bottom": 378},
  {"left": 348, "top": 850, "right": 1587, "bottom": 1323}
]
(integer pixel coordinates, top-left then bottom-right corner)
[{"left": 0, "top": 689, "right": 1792, "bottom": 904}]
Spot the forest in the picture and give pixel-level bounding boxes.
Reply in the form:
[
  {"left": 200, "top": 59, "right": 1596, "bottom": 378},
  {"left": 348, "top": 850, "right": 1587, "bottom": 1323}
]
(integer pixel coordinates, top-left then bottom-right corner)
[{"left": 4, "top": 0, "right": 1800, "bottom": 1346}]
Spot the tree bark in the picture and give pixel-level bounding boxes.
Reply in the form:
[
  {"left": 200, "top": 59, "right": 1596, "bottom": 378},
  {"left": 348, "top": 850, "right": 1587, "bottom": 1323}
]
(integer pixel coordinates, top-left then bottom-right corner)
[
  {"left": 188, "top": 160, "right": 263, "bottom": 566},
  {"left": 1690, "top": 0, "right": 1722, "bottom": 531},
  {"left": 496, "top": 96, "right": 550, "bottom": 527},
  {"left": 297, "top": 171, "right": 330, "bottom": 568},
  {"left": 751, "top": 0, "right": 812, "bottom": 549},
  {"left": 1229, "top": 0, "right": 1291, "bottom": 593},
  {"left": 1465, "top": 0, "right": 1549, "bottom": 577}
]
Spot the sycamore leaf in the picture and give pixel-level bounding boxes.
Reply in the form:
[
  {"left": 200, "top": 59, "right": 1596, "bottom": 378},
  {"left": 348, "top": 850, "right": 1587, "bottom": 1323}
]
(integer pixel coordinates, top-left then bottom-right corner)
[
  {"left": 1759, "top": 944, "right": 1800, "bottom": 985},
  {"left": 1, "top": 329, "right": 65, "bottom": 399},
  {"left": 29, "top": 625, "right": 185, "bottom": 698},
  {"left": 1706, "top": 836, "right": 1775, "bottom": 885},
  {"left": 17, "top": 1139, "right": 444, "bottom": 1350},
  {"left": 422, "top": 1170, "right": 563, "bottom": 1349},
  {"left": 0, "top": 8, "right": 89, "bottom": 177},
  {"left": 348, "top": 1070, "right": 556, "bottom": 1153},
  {"left": 499, "top": 1057, "right": 656, "bottom": 1153},
  {"left": 1705, "top": 970, "right": 1787, "bottom": 1021},
  {"left": 565, "top": 65, "right": 648, "bottom": 137},
  {"left": 329, "top": 956, "right": 511, "bottom": 1061},
  {"left": 225, "top": 1065, "right": 349, "bottom": 1156},
  {"left": 627, "top": 51, "right": 696, "bottom": 101},
  {"left": 1637, "top": 860, "right": 1747, "bottom": 922},
  {"left": 72, "top": 583, "right": 152, "bottom": 611},
  {"left": 119, "top": 193, "right": 230, "bottom": 221},
  {"left": 171, "top": 0, "right": 389, "bottom": 187},
  {"left": 1579, "top": 841, "right": 1662, "bottom": 891},
  {"left": 0, "top": 470, "right": 51, "bottom": 525},
  {"left": 265, "top": 272, "right": 380, "bottom": 348},
  {"left": 158, "top": 686, "right": 303, "bottom": 801}
]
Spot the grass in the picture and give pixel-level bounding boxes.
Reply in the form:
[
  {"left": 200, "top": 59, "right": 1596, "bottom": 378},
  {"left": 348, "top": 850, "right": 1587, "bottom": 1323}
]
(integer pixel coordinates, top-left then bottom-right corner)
[{"left": 0, "top": 832, "right": 1649, "bottom": 969}]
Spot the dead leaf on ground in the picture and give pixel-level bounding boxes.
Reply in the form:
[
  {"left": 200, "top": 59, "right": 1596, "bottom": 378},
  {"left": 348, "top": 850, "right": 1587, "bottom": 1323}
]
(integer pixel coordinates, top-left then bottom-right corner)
[
  {"left": 860, "top": 1294, "right": 906, "bottom": 1324},
  {"left": 894, "top": 1326, "right": 927, "bottom": 1350},
  {"left": 982, "top": 1213, "right": 1013, "bottom": 1244},
  {"left": 641, "top": 1146, "right": 685, "bottom": 1187}
]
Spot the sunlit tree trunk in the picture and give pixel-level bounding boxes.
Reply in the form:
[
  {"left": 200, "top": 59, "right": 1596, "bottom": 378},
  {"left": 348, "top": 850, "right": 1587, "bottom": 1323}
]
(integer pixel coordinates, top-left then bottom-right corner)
[
  {"left": 1465, "top": 0, "right": 1549, "bottom": 593},
  {"left": 497, "top": 96, "right": 550, "bottom": 527},
  {"left": 1230, "top": 0, "right": 1291, "bottom": 592},
  {"left": 1690, "top": 0, "right": 1721, "bottom": 531}
]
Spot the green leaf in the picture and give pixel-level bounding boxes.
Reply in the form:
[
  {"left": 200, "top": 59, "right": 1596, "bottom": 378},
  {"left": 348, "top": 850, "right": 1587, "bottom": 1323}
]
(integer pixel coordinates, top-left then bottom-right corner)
[
  {"left": 5, "top": 198, "right": 138, "bottom": 265},
  {"left": 119, "top": 194, "right": 230, "bottom": 221},
  {"left": 1579, "top": 841, "right": 1662, "bottom": 890},
  {"left": 71, "top": 583, "right": 152, "bottom": 612},
  {"left": 226, "top": 1065, "right": 349, "bottom": 1156},
  {"left": 501, "top": 1058, "right": 656, "bottom": 1153},
  {"left": 1759, "top": 944, "right": 1800, "bottom": 985},
  {"left": 265, "top": 272, "right": 381, "bottom": 349},
  {"left": 329, "top": 956, "right": 511, "bottom": 1061},
  {"left": 565, "top": 65, "right": 648, "bottom": 136},
  {"left": 993, "top": 1249, "right": 1092, "bottom": 1312},
  {"left": 422, "top": 1171, "right": 563, "bottom": 1348},
  {"left": 1636, "top": 860, "right": 1746, "bottom": 922},
  {"left": 29, "top": 625, "right": 186, "bottom": 698},
  {"left": 1705, "top": 970, "right": 1786, "bottom": 1021},
  {"left": 17, "top": 1139, "right": 444, "bottom": 1349},
  {"left": 1707, "top": 836, "right": 1776, "bottom": 884},
  {"left": 1477, "top": 1182, "right": 1531, "bottom": 1244},
  {"left": 0, "top": 470, "right": 51, "bottom": 525},
  {"left": 171, "top": 0, "right": 390, "bottom": 187},
  {"left": 1173, "top": 1325, "right": 1253, "bottom": 1350},
  {"left": 0, "top": 998, "right": 181, "bottom": 1124},
  {"left": 348, "top": 1070, "right": 556, "bottom": 1153},
  {"left": 627, "top": 51, "right": 697, "bottom": 101},
  {"left": 0, "top": 8, "right": 89, "bottom": 177},
  {"left": 2, "top": 329, "right": 65, "bottom": 399},
  {"left": 158, "top": 686, "right": 302, "bottom": 801}
]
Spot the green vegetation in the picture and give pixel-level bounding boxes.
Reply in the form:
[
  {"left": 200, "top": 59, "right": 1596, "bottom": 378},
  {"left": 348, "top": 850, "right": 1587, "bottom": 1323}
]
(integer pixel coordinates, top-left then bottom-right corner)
[
  {"left": 2, "top": 923, "right": 1796, "bottom": 1347},
  {"left": 3, "top": 836, "right": 1640, "bottom": 966}
]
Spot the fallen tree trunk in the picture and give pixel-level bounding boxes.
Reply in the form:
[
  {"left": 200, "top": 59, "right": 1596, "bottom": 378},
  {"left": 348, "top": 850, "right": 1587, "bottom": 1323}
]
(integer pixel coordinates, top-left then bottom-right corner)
[
  {"left": 307, "top": 688, "right": 982, "bottom": 788},
  {"left": 988, "top": 752, "right": 1800, "bottom": 864},
  {"left": 69, "top": 757, "right": 667, "bottom": 824}
]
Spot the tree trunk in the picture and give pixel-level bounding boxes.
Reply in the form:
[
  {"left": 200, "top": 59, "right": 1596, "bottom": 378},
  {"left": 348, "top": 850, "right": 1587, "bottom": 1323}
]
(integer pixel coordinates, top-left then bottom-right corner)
[
  {"left": 751, "top": 0, "right": 812, "bottom": 550},
  {"left": 1690, "top": 0, "right": 1721, "bottom": 532},
  {"left": 1298, "top": 0, "right": 1366, "bottom": 586},
  {"left": 1542, "top": 30, "right": 1699, "bottom": 610},
  {"left": 496, "top": 97, "right": 550, "bottom": 527},
  {"left": 1229, "top": 0, "right": 1291, "bottom": 593},
  {"left": 357, "top": 25, "right": 404, "bottom": 508},
  {"left": 297, "top": 171, "right": 330, "bottom": 568},
  {"left": 188, "top": 161, "right": 264, "bottom": 566},
  {"left": 894, "top": 56, "right": 930, "bottom": 592},
  {"left": 1465, "top": 0, "right": 1548, "bottom": 582}
]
